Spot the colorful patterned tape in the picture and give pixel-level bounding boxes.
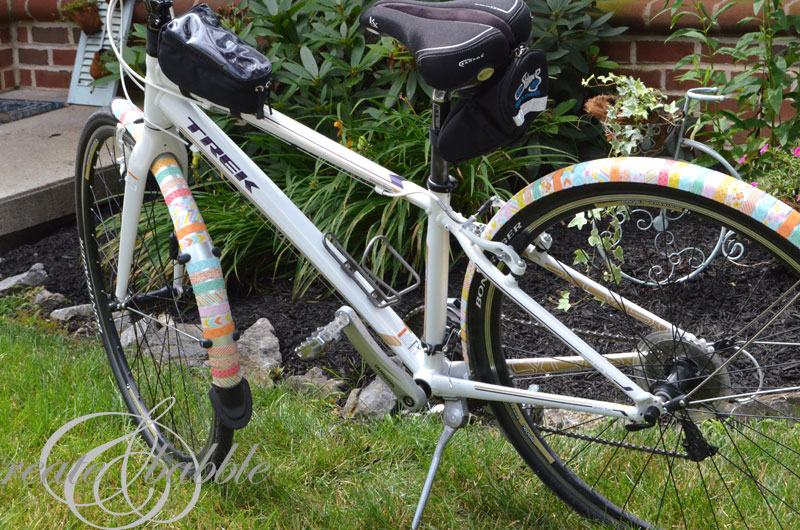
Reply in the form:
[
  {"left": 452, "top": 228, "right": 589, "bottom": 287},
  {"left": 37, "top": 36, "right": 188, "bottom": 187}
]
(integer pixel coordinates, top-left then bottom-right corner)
[
  {"left": 111, "top": 96, "right": 242, "bottom": 389},
  {"left": 459, "top": 157, "right": 800, "bottom": 362},
  {"left": 150, "top": 156, "right": 241, "bottom": 387},
  {"left": 110, "top": 98, "right": 144, "bottom": 142}
]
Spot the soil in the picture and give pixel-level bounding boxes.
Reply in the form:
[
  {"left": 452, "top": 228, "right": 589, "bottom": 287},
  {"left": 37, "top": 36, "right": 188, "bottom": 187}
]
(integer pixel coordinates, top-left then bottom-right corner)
[
  {"left": 2, "top": 213, "right": 798, "bottom": 404},
  {"left": 0, "top": 224, "right": 465, "bottom": 381}
]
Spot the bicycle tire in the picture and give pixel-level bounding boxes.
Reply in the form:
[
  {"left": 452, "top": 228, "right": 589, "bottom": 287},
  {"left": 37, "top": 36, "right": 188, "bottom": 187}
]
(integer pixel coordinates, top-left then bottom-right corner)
[
  {"left": 75, "top": 109, "right": 232, "bottom": 472},
  {"left": 463, "top": 157, "right": 800, "bottom": 528}
]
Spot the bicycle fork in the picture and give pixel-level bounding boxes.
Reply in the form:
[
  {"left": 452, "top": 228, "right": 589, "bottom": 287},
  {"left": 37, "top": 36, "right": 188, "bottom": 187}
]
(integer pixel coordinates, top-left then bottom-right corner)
[{"left": 111, "top": 100, "right": 252, "bottom": 429}]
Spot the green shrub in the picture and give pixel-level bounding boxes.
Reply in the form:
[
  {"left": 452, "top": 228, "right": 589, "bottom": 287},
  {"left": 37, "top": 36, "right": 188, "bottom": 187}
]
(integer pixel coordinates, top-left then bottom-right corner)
[
  {"left": 736, "top": 144, "right": 800, "bottom": 204},
  {"left": 662, "top": 0, "right": 800, "bottom": 163},
  {"left": 104, "top": 0, "right": 626, "bottom": 296}
]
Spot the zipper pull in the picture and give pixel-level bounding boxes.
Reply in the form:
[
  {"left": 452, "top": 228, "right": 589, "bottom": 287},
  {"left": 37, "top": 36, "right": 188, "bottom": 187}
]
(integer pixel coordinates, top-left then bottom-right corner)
[{"left": 255, "top": 82, "right": 272, "bottom": 119}]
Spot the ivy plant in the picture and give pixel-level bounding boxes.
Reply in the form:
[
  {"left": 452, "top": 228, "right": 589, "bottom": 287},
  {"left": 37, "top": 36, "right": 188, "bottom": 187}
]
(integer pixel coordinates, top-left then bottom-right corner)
[{"left": 583, "top": 73, "right": 680, "bottom": 156}]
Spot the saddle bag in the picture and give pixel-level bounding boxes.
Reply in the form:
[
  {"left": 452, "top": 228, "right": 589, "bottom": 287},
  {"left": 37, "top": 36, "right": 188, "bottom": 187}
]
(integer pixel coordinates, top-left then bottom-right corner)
[
  {"left": 158, "top": 4, "right": 272, "bottom": 118},
  {"left": 436, "top": 47, "right": 549, "bottom": 163}
]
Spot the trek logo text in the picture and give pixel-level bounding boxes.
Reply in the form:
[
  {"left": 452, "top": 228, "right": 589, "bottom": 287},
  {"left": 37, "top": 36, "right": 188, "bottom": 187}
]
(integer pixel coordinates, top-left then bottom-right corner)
[{"left": 186, "top": 117, "right": 259, "bottom": 193}]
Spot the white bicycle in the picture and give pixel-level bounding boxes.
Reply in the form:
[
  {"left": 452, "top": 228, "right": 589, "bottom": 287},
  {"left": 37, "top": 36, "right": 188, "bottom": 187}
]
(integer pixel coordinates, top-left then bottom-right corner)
[{"left": 76, "top": 0, "right": 800, "bottom": 527}]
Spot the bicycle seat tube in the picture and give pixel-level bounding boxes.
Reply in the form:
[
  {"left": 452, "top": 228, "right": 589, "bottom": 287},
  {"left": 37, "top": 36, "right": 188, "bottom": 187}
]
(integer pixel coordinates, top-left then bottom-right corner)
[{"left": 423, "top": 90, "right": 454, "bottom": 352}]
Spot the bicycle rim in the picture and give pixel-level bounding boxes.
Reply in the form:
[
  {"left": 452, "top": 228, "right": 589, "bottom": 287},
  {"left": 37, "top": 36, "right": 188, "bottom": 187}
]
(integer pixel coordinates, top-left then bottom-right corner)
[
  {"left": 75, "top": 111, "right": 231, "bottom": 468},
  {"left": 465, "top": 181, "right": 800, "bottom": 529}
]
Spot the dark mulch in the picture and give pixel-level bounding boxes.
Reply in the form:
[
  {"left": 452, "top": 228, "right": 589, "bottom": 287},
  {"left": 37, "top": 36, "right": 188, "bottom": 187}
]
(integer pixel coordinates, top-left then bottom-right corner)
[
  {"left": 3, "top": 217, "right": 797, "bottom": 401},
  {"left": 0, "top": 224, "right": 463, "bottom": 381}
]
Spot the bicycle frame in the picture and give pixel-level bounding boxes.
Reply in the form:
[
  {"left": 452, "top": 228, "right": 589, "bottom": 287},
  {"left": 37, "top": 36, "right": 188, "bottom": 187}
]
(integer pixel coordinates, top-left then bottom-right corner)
[{"left": 112, "top": 54, "right": 669, "bottom": 423}]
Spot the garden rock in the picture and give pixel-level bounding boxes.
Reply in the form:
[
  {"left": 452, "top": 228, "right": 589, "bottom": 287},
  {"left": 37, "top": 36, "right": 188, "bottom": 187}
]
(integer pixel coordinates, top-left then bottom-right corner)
[
  {"left": 111, "top": 311, "right": 132, "bottom": 332},
  {"left": 728, "top": 392, "right": 800, "bottom": 421},
  {"left": 0, "top": 263, "right": 47, "bottom": 294},
  {"left": 342, "top": 377, "right": 397, "bottom": 420},
  {"left": 33, "top": 289, "right": 68, "bottom": 312},
  {"left": 236, "top": 317, "right": 281, "bottom": 384},
  {"left": 50, "top": 303, "right": 94, "bottom": 322},
  {"left": 119, "top": 320, "right": 207, "bottom": 367},
  {"left": 285, "top": 366, "right": 345, "bottom": 398},
  {"left": 119, "top": 320, "right": 156, "bottom": 349}
]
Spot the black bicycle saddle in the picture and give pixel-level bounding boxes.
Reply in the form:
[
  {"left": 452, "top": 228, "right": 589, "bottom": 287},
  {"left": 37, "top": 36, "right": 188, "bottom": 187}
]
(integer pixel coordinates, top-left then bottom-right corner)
[{"left": 359, "top": 0, "right": 531, "bottom": 90}]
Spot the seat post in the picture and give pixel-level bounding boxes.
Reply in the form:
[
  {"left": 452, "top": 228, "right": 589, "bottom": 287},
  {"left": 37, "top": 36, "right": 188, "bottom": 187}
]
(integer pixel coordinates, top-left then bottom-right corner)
[{"left": 427, "top": 90, "right": 453, "bottom": 192}]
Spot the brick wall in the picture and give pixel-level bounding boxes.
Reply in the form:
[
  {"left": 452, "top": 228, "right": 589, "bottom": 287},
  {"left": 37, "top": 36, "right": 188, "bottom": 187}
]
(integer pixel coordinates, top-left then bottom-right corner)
[
  {"left": 12, "top": 22, "right": 79, "bottom": 89},
  {"left": 0, "top": 23, "right": 13, "bottom": 91},
  {"left": 599, "top": 35, "right": 744, "bottom": 98},
  {"left": 1, "top": 0, "right": 797, "bottom": 98},
  {"left": 597, "top": 0, "right": 799, "bottom": 121},
  {"left": 0, "top": 0, "right": 233, "bottom": 93}
]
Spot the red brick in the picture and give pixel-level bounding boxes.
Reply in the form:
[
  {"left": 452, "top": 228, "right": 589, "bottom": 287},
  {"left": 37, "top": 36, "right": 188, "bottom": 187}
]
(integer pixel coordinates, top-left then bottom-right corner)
[
  {"left": 10, "top": 0, "right": 26, "bottom": 21},
  {"left": 637, "top": 40, "right": 694, "bottom": 64},
  {"left": 706, "top": 48, "right": 735, "bottom": 65},
  {"left": 17, "top": 26, "right": 28, "bottom": 43},
  {"left": 72, "top": 27, "right": 81, "bottom": 44},
  {"left": 19, "top": 68, "right": 32, "bottom": 86},
  {"left": 780, "top": 99, "right": 797, "bottom": 123},
  {"left": 714, "top": 2, "right": 761, "bottom": 35},
  {"left": 133, "top": 3, "right": 146, "bottom": 23},
  {"left": 2, "top": 69, "right": 14, "bottom": 89},
  {"left": 0, "top": 27, "right": 10, "bottom": 44},
  {"left": 35, "top": 69, "right": 71, "bottom": 88},
  {"left": 27, "top": 0, "right": 60, "bottom": 21},
  {"left": 31, "top": 26, "right": 69, "bottom": 44},
  {"left": 18, "top": 47, "right": 47, "bottom": 65},
  {"left": 600, "top": 1, "right": 651, "bottom": 31},
  {"left": 0, "top": 48, "right": 11, "bottom": 68},
  {"left": 615, "top": 68, "right": 663, "bottom": 90},
  {"left": 133, "top": 0, "right": 240, "bottom": 22},
  {"left": 52, "top": 48, "right": 76, "bottom": 66},
  {"left": 665, "top": 69, "right": 705, "bottom": 93},
  {"left": 598, "top": 41, "right": 632, "bottom": 64}
]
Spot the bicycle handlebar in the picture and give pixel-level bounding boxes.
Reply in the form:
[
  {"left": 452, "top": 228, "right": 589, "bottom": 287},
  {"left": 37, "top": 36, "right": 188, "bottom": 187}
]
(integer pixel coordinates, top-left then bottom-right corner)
[{"left": 686, "top": 87, "right": 725, "bottom": 102}]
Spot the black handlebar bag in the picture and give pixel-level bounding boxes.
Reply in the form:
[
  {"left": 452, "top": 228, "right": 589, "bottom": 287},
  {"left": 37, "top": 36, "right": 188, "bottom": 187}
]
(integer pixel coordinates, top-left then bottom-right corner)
[
  {"left": 436, "top": 47, "right": 549, "bottom": 163},
  {"left": 158, "top": 4, "right": 272, "bottom": 118}
]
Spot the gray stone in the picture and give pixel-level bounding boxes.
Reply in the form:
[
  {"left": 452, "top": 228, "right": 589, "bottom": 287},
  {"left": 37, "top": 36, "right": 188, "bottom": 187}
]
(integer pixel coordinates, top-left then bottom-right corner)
[
  {"left": 33, "top": 289, "right": 68, "bottom": 311},
  {"left": 285, "top": 366, "right": 345, "bottom": 398},
  {"left": 111, "top": 311, "right": 132, "bottom": 333},
  {"left": 727, "top": 392, "right": 800, "bottom": 422},
  {"left": 120, "top": 319, "right": 207, "bottom": 367},
  {"left": 119, "top": 319, "right": 157, "bottom": 349},
  {"left": 342, "top": 377, "right": 397, "bottom": 420},
  {"left": 236, "top": 318, "right": 281, "bottom": 384},
  {"left": 0, "top": 263, "right": 47, "bottom": 294},
  {"left": 49, "top": 303, "right": 94, "bottom": 321}
]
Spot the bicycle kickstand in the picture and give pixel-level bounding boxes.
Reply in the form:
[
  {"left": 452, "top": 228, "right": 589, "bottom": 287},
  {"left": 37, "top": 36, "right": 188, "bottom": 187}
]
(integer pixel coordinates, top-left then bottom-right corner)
[{"left": 411, "top": 397, "right": 469, "bottom": 530}]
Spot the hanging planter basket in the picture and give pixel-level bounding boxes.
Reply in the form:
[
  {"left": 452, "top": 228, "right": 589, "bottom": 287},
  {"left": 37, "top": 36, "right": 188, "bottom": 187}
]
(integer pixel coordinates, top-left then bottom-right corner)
[
  {"left": 70, "top": 4, "right": 102, "bottom": 35},
  {"left": 585, "top": 94, "right": 682, "bottom": 157},
  {"left": 89, "top": 49, "right": 110, "bottom": 79}
]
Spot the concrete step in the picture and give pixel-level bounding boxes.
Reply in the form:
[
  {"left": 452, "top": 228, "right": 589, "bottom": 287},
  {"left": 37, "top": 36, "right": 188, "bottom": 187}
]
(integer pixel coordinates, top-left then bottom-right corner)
[{"left": 0, "top": 89, "right": 96, "bottom": 240}]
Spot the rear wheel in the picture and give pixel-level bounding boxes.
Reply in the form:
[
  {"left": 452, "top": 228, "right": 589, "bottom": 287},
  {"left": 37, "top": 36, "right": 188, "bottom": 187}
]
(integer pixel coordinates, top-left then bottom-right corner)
[
  {"left": 75, "top": 110, "right": 232, "bottom": 471},
  {"left": 465, "top": 173, "right": 800, "bottom": 528}
]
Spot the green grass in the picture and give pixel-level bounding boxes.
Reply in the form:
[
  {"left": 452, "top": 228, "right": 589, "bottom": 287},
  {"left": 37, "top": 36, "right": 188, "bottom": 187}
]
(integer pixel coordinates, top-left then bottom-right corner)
[
  {"left": 4, "top": 294, "right": 797, "bottom": 528},
  {"left": 0, "top": 299, "right": 590, "bottom": 529}
]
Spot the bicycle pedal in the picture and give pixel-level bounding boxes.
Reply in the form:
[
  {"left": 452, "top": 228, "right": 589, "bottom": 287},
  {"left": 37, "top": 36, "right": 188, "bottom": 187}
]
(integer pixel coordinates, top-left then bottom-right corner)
[{"left": 294, "top": 312, "right": 350, "bottom": 360}]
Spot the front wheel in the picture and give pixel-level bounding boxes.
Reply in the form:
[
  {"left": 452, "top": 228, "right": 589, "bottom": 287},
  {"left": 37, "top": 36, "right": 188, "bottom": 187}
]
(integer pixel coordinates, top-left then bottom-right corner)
[
  {"left": 75, "top": 110, "right": 233, "bottom": 472},
  {"left": 464, "top": 158, "right": 800, "bottom": 528}
]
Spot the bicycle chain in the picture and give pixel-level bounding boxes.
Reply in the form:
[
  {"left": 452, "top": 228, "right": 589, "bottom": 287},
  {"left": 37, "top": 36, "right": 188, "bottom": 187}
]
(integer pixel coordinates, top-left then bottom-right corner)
[
  {"left": 534, "top": 423, "right": 691, "bottom": 459},
  {"left": 501, "top": 313, "right": 632, "bottom": 342}
]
